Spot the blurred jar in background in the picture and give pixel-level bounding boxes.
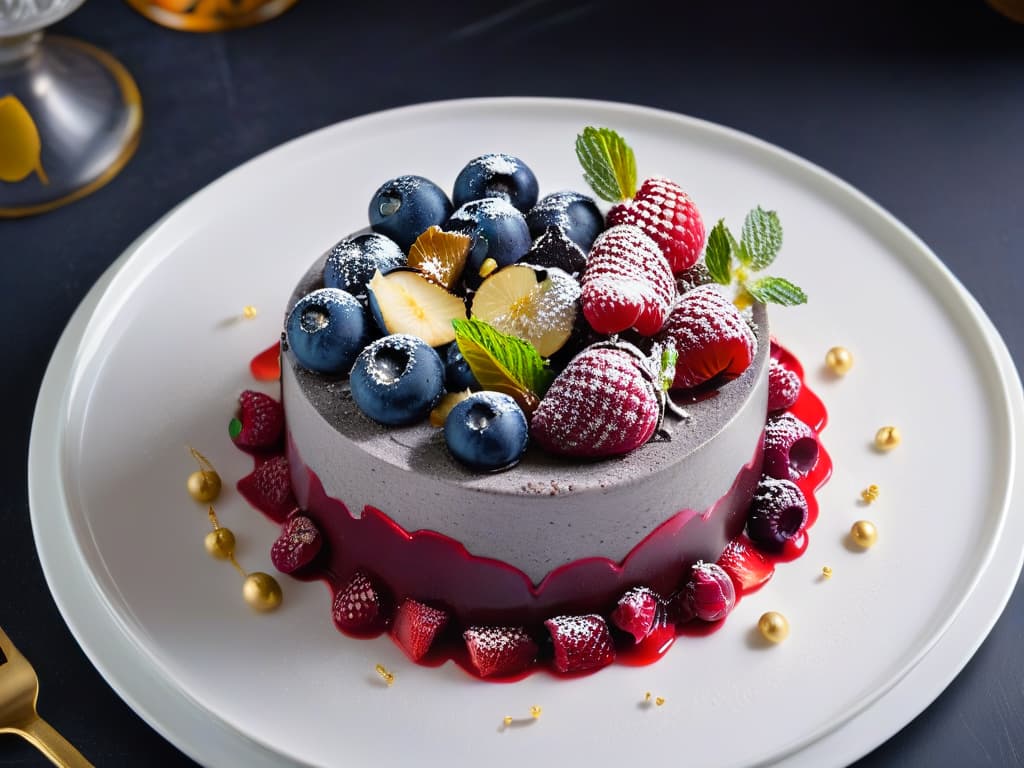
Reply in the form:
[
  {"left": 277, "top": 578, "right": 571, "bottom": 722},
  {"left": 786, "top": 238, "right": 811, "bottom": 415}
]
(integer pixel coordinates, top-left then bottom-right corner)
[{"left": 125, "top": 0, "right": 298, "bottom": 31}]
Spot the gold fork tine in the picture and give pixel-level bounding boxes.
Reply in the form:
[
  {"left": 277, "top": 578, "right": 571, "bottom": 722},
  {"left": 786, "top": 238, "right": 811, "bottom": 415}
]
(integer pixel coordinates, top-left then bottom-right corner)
[{"left": 0, "top": 626, "right": 94, "bottom": 768}]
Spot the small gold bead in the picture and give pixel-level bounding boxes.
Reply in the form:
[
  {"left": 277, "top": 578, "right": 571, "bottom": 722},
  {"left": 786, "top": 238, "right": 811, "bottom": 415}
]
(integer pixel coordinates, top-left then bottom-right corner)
[
  {"left": 861, "top": 484, "right": 880, "bottom": 503},
  {"left": 503, "top": 716, "right": 513, "bottom": 726},
  {"left": 479, "top": 257, "right": 498, "bottom": 278},
  {"left": 375, "top": 663, "right": 395, "bottom": 686},
  {"left": 874, "top": 426, "right": 901, "bottom": 451},
  {"left": 850, "top": 520, "right": 879, "bottom": 548},
  {"left": 758, "top": 611, "right": 790, "bottom": 643},
  {"left": 242, "top": 571, "right": 283, "bottom": 611},
  {"left": 822, "top": 565, "right": 833, "bottom": 579},
  {"left": 204, "top": 527, "right": 236, "bottom": 559},
  {"left": 644, "top": 691, "right": 652, "bottom": 702},
  {"left": 825, "top": 346, "right": 854, "bottom": 375},
  {"left": 655, "top": 697, "right": 666, "bottom": 707},
  {"left": 187, "top": 469, "right": 222, "bottom": 503},
  {"left": 242, "top": 305, "right": 258, "bottom": 319},
  {"left": 529, "top": 705, "right": 542, "bottom": 719}
]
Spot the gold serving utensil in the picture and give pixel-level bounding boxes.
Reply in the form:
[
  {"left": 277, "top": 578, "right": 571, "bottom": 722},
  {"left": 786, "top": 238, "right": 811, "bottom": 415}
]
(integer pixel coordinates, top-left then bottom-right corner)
[{"left": 0, "top": 626, "right": 93, "bottom": 767}]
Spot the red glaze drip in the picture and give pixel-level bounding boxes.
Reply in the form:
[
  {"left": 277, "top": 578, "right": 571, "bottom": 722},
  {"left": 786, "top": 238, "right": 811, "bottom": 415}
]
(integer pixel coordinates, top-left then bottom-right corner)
[
  {"left": 237, "top": 340, "right": 830, "bottom": 679},
  {"left": 250, "top": 341, "right": 281, "bottom": 382}
]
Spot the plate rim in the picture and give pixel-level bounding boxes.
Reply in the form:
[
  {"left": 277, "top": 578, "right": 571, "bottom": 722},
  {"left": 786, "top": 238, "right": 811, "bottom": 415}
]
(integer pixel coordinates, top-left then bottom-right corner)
[{"left": 28, "top": 96, "right": 1024, "bottom": 768}]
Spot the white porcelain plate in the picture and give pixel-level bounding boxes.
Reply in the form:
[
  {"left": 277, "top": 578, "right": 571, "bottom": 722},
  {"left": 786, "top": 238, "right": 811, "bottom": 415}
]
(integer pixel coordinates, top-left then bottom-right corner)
[{"left": 29, "top": 98, "right": 1024, "bottom": 768}]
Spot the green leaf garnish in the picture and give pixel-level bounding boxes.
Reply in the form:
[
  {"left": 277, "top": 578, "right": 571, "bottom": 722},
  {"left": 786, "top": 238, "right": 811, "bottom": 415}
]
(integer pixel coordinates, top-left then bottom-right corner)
[
  {"left": 659, "top": 345, "right": 678, "bottom": 392},
  {"left": 743, "top": 276, "right": 807, "bottom": 306},
  {"left": 452, "top": 318, "right": 554, "bottom": 414},
  {"left": 739, "top": 206, "right": 782, "bottom": 270},
  {"left": 699, "top": 206, "right": 806, "bottom": 307},
  {"left": 704, "top": 220, "right": 733, "bottom": 285},
  {"left": 228, "top": 418, "right": 242, "bottom": 439},
  {"left": 575, "top": 126, "right": 637, "bottom": 202}
]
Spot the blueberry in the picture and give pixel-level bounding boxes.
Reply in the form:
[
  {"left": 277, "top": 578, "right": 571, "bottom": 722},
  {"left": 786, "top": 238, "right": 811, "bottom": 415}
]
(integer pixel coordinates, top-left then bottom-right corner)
[
  {"left": 452, "top": 154, "right": 539, "bottom": 213},
  {"left": 369, "top": 175, "right": 453, "bottom": 252},
  {"left": 444, "top": 392, "right": 528, "bottom": 472},
  {"left": 324, "top": 233, "right": 405, "bottom": 302},
  {"left": 350, "top": 334, "right": 445, "bottom": 426},
  {"left": 746, "top": 477, "right": 809, "bottom": 550},
  {"left": 445, "top": 198, "right": 531, "bottom": 287},
  {"left": 444, "top": 343, "right": 478, "bottom": 392},
  {"left": 526, "top": 191, "right": 604, "bottom": 253},
  {"left": 286, "top": 288, "right": 368, "bottom": 375},
  {"left": 519, "top": 225, "right": 587, "bottom": 277}
]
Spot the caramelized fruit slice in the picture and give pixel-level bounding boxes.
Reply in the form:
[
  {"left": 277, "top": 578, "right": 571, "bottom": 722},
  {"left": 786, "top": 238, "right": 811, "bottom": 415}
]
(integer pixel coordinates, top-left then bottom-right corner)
[{"left": 407, "top": 226, "right": 472, "bottom": 290}]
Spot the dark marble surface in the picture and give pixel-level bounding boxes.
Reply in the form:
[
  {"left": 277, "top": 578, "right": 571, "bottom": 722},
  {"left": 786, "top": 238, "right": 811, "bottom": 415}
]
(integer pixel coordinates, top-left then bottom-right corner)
[{"left": 1, "top": 1, "right": 1022, "bottom": 765}]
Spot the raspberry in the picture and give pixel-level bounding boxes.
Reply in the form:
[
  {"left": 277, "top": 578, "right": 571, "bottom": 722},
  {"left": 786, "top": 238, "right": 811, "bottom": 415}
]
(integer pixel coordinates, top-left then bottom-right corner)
[
  {"left": 462, "top": 626, "right": 538, "bottom": 678},
  {"left": 580, "top": 224, "right": 675, "bottom": 336},
  {"left": 657, "top": 285, "right": 757, "bottom": 390},
  {"left": 530, "top": 341, "right": 662, "bottom": 458},
  {"left": 746, "top": 477, "right": 809, "bottom": 550},
  {"left": 331, "top": 571, "right": 386, "bottom": 634},
  {"left": 767, "top": 360, "right": 801, "bottom": 412},
  {"left": 608, "top": 176, "right": 705, "bottom": 273},
  {"left": 270, "top": 515, "right": 322, "bottom": 574},
  {"left": 763, "top": 413, "right": 819, "bottom": 481},
  {"left": 236, "top": 455, "right": 297, "bottom": 522},
  {"left": 231, "top": 390, "right": 284, "bottom": 451},
  {"left": 685, "top": 562, "right": 736, "bottom": 622},
  {"left": 392, "top": 598, "right": 449, "bottom": 662}
]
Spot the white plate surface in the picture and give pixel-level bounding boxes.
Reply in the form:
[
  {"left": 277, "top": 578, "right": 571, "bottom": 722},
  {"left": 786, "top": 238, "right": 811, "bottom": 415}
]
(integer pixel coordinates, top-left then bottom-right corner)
[{"left": 29, "top": 98, "right": 1024, "bottom": 768}]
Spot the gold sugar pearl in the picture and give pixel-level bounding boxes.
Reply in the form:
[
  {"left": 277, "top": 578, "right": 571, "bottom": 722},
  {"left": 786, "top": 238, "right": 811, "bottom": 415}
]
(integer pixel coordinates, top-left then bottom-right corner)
[
  {"left": 644, "top": 691, "right": 652, "bottom": 702},
  {"left": 874, "top": 426, "right": 901, "bottom": 451},
  {"left": 478, "top": 257, "right": 498, "bottom": 278},
  {"left": 825, "top": 346, "right": 854, "bottom": 375},
  {"left": 655, "top": 697, "right": 666, "bottom": 707},
  {"left": 503, "top": 716, "right": 513, "bottom": 727},
  {"left": 758, "top": 611, "right": 790, "bottom": 643},
  {"left": 187, "top": 469, "right": 222, "bottom": 503},
  {"left": 204, "top": 527, "right": 236, "bottom": 559},
  {"left": 850, "top": 520, "right": 879, "bottom": 548},
  {"left": 375, "top": 664, "right": 395, "bottom": 687},
  {"left": 861, "top": 484, "right": 880, "bottom": 503},
  {"left": 242, "top": 305, "right": 258, "bottom": 319},
  {"left": 529, "top": 705, "right": 542, "bottom": 719},
  {"left": 821, "top": 565, "right": 833, "bottom": 579},
  {"left": 242, "top": 571, "right": 283, "bottom": 612}
]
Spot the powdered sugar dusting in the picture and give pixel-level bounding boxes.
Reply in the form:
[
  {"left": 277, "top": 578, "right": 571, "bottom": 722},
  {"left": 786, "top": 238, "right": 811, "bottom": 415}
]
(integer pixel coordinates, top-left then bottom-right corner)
[
  {"left": 475, "top": 153, "right": 519, "bottom": 176},
  {"left": 580, "top": 224, "right": 675, "bottom": 336},
  {"left": 449, "top": 196, "right": 521, "bottom": 223}
]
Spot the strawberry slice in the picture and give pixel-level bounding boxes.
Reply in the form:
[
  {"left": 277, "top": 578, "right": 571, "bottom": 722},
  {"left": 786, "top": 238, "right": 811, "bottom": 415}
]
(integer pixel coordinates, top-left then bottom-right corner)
[
  {"left": 332, "top": 570, "right": 386, "bottom": 634},
  {"left": 544, "top": 614, "right": 615, "bottom": 674},
  {"left": 270, "top": 515, "right": 322, "bottom": 574},
  {"left": 230, "top": 390, "right": 284, "bottom": 451},
  {"left": 716, "top": 537, "right": 775, "bottom": 593},
  {"left": 462, "top": 626, "right": 538, "bottom": 678},
  {"left": 610, "top": 586, "right": 660, "bottom": 642},
  {"left": 632, "top": 600, "right": 676, "bottom": 657},
  {"left": 392, "top": 598, "right": 450, "bottom": 662},
  {"left": 657, "top": 285, "right": 757, "bottom": 390},
  {"left": 237, "top": 455, "right": 297, "bottom": 522}
]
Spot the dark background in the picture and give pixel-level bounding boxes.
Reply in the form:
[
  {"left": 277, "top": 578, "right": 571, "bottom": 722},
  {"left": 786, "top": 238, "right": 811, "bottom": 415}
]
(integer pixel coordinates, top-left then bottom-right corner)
[{"left": 2, "top": 1, "right": 1022, "bottom": 765}]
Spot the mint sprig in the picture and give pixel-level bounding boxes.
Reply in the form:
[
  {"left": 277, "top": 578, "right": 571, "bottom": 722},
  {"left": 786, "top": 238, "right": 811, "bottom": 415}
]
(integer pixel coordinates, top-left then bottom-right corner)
[
  {"left": 704, "top": 207, "right": 807, "bottom": 307},
  {"left": 575, "top": 126, "right": 637, "bottom": 202},
  {"left": 452, "top": 318, "right": 554, "bottom": 413}
]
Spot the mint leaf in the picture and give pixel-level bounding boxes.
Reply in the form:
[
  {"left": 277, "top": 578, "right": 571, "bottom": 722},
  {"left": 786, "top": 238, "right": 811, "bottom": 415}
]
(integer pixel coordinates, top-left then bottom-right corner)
[
  {"left": 658, "top": 345, "right": 678, "bottom": 392},
  {"left": 744, "top": 276, "right": 807, "bottom": 306},
  {"left": 704, "top": 219, "right": 733, "bottom": 284},
  {"left": 575, "top": 126, "right": 637, "bottom": 202},
  {"left": 452, "top": 319, "right": 554, "bottom": 412},
  {"left": 739, "top": 206, "right": 782, "bottom": 270}
]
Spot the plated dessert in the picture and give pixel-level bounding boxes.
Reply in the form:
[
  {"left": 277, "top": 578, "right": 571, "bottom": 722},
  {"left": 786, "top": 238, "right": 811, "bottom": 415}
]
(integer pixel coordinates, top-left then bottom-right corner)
[{"left": 231, "top": 127, "right": 829, "bottom": 678}]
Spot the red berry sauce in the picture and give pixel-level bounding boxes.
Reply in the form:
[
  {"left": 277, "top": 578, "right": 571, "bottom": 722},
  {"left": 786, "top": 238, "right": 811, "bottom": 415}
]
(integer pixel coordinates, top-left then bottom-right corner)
[{"left": 237, "top": 340, "right": 830, "bottom": 680}]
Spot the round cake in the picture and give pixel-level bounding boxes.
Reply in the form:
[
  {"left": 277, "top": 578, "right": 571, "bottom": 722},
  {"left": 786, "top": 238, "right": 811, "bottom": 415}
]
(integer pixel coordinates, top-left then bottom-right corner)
[
  {"left": 232, "top": 128, "right": 827, "bottom": 678},
  {"left": 283, "top": 256, "right": 770, "bottom": 628}
]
